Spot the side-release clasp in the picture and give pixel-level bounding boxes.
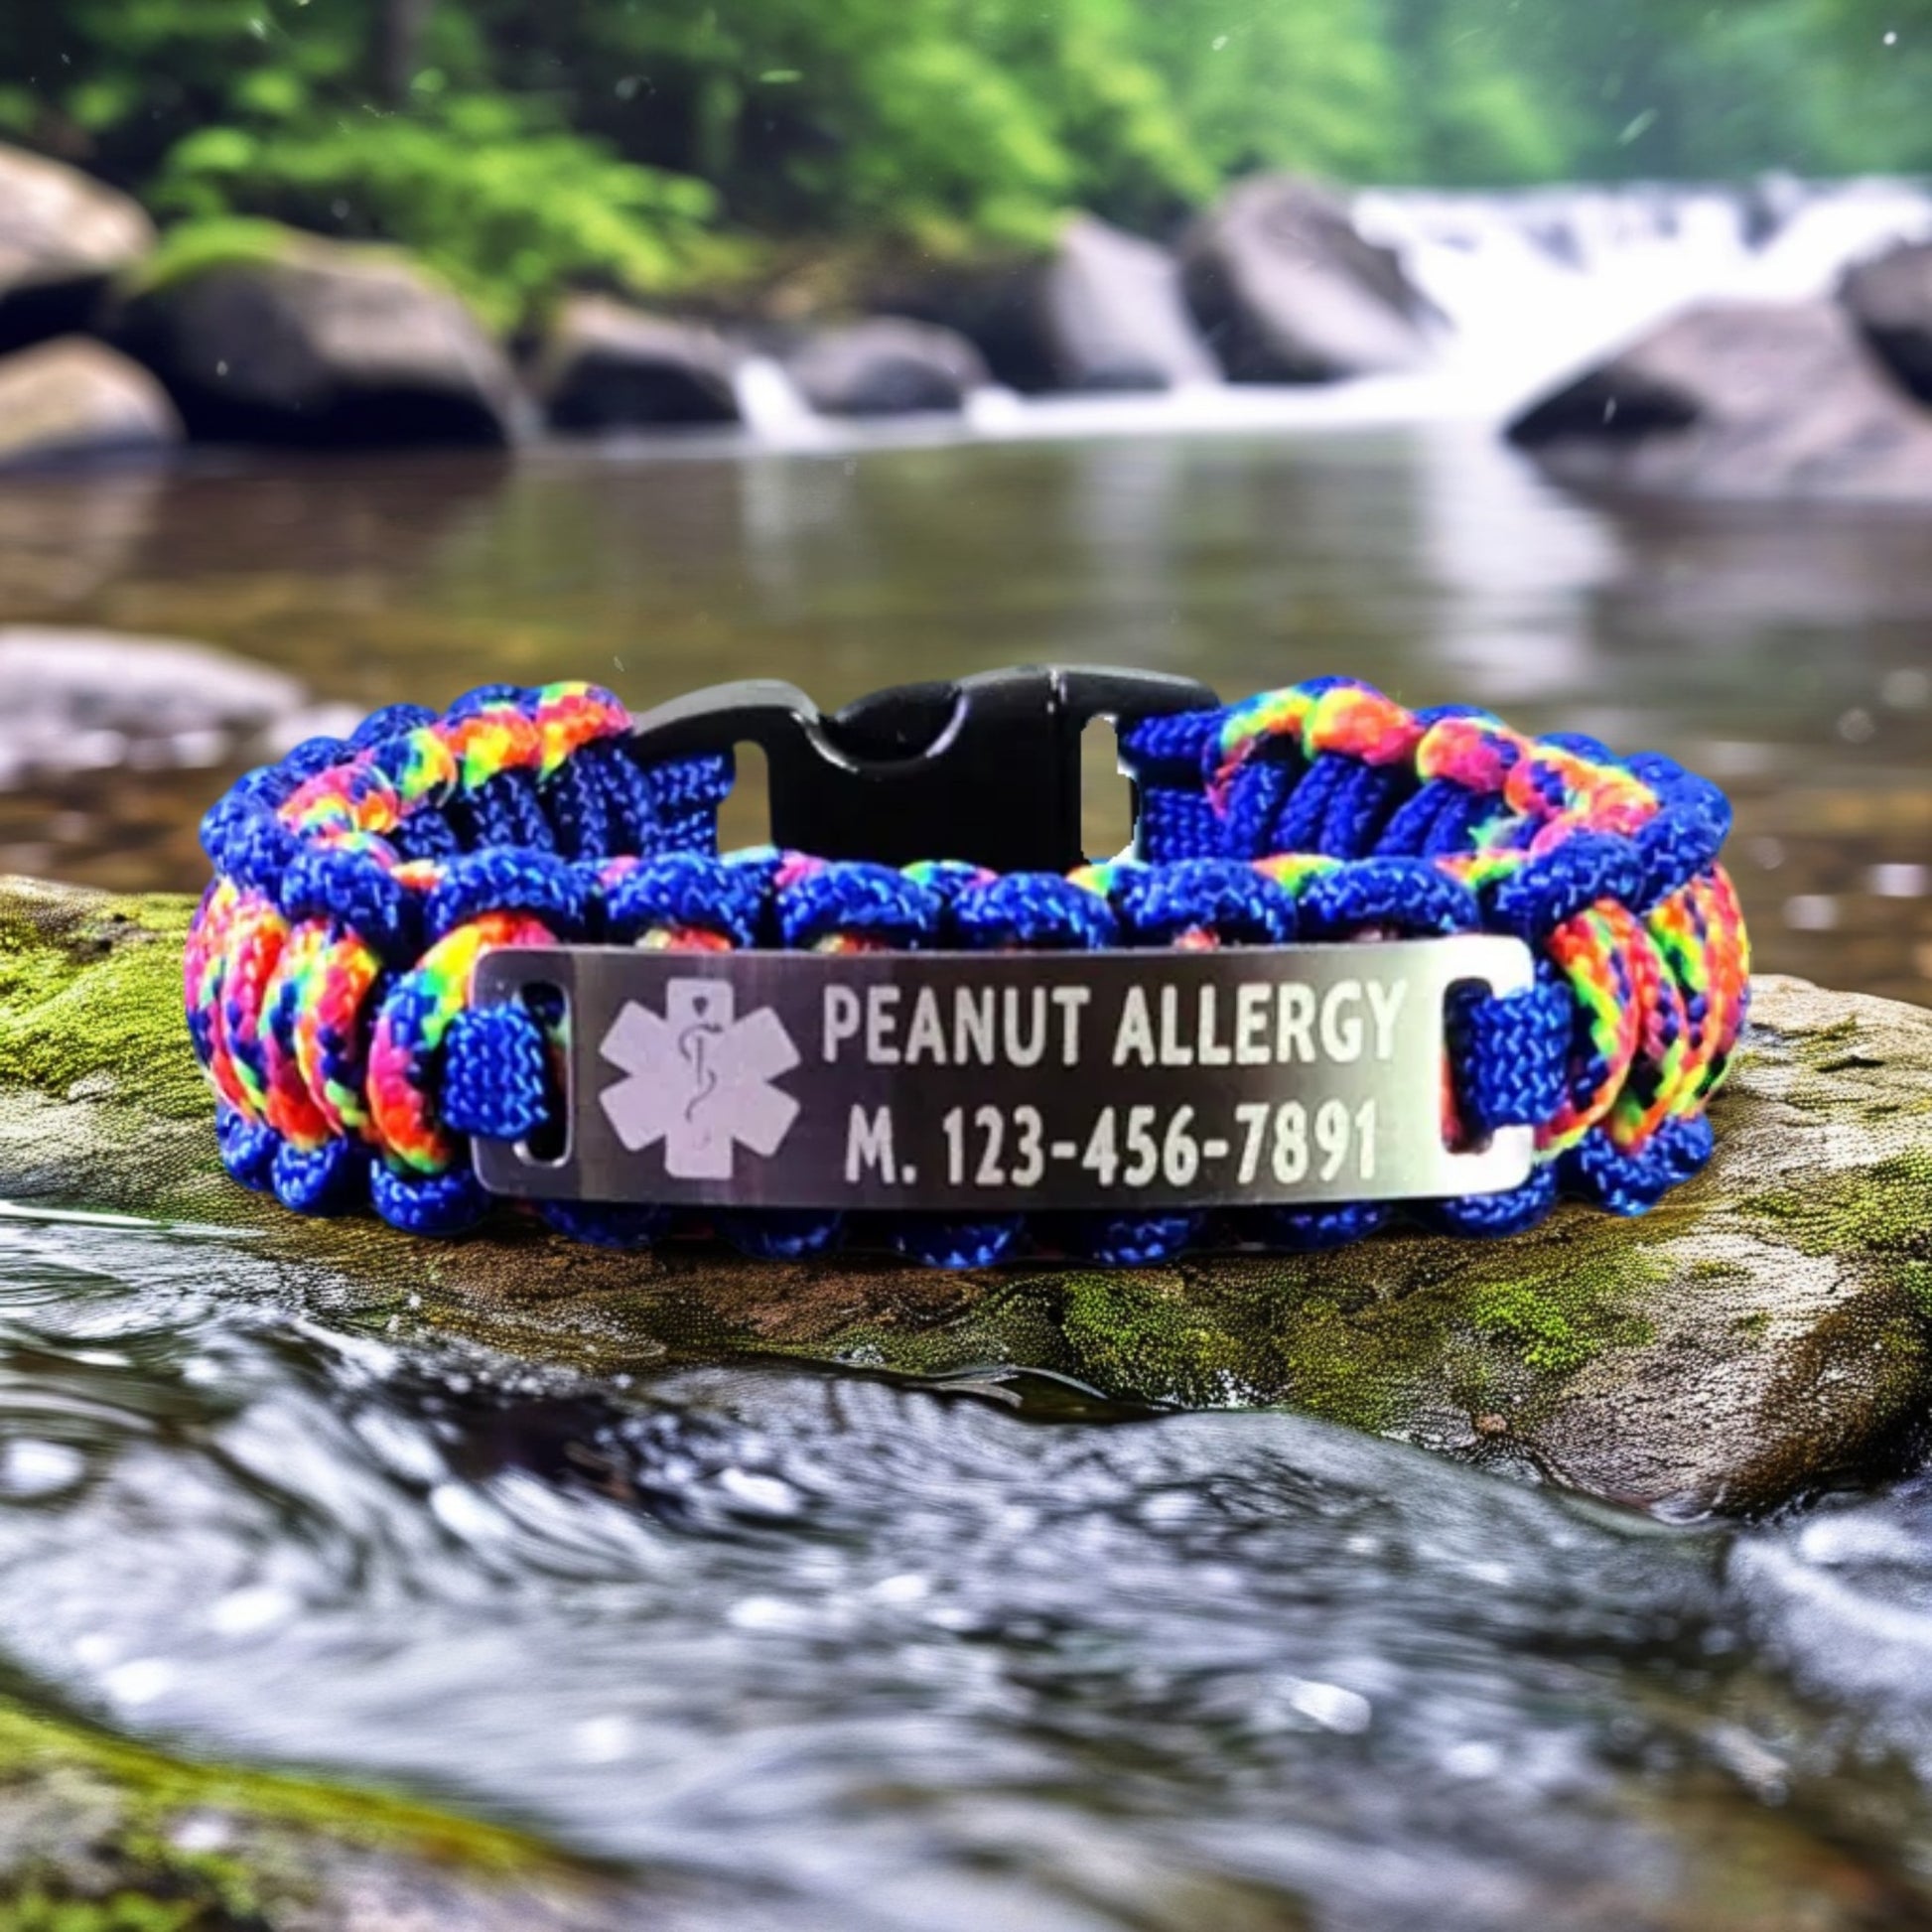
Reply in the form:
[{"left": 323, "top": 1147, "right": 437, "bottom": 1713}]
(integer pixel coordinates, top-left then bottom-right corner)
[{"left": 626, "top": 663, "right": 1219, "bottom": 873}]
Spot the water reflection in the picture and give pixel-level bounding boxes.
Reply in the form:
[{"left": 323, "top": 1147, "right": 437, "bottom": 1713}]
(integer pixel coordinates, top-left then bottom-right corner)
[
  {"left": 0, "top": 469, "right": 167, "bottom": 608},
  {"left": 0, "top": 428, "right": 1926, "bottom": 998}
]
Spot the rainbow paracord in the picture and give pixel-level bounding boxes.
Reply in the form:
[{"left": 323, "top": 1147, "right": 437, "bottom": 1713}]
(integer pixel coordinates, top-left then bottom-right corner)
[{"left": 186, "top": 675, "right": 1749, "bottom": 1266}]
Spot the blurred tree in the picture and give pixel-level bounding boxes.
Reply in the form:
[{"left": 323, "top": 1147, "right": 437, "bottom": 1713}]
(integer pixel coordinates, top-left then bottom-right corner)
[
  {"left": 0, "top": 0, "right": 1924, "bottom": 326},
  {"left": 1123, "top": 0, "right": 1403, "bottom": 188},
  {"left": 380, "top": 0, "right": 437, "bottom": 105}
]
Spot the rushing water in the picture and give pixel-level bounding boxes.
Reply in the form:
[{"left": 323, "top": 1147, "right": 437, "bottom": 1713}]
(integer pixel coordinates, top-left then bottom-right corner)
[
  {"left": 2, "top": 415, "right": 1932, "bottom": 1922},
  {"left": 7, "top": 1208, "right": 1932, "bottom": 1928}
]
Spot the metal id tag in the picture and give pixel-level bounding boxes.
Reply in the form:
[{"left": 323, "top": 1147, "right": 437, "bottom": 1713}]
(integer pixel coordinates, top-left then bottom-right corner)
[{"left": 471, "top": 935, "right": 1536, "bottom": 1213}]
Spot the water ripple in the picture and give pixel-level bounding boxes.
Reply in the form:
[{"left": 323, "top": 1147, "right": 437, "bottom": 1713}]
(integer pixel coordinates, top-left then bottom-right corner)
[{"left": 0, "top": 1218, "right": 1923, "bottom": 1925}]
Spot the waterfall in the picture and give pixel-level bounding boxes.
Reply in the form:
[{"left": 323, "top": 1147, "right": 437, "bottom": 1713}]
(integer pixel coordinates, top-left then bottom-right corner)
[
  {"left": 730, "top": 356, "right": 832, "bottom": 448},
  {"left": 1355, "top": 176, "right": 1932, "bottom": 414},
  {"left": 713, "top": 179, "right": 1932, "bottom": 451}
]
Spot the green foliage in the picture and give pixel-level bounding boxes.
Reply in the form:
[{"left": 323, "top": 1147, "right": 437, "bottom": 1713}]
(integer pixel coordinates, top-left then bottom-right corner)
[
  {"left": 126, "top": 217, "right": 312, "bottom": 295},
  {"left": 1125, "top": 0, "right": 1403, "bottom": 187},
  {"left": 0, "top": 0, "right": 1929, "bottom": 325},
  {"left": 158, "top": 93, "right": 728, "bottom": 329}
]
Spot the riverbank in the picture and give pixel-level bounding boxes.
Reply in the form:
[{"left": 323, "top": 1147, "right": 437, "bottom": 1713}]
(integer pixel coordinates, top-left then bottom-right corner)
[
  {"left": 9, "top": 137, "right": 1932, "bottom": 482},
  {"left": 0, "top": 141, "right": 1452, "bottom": 464}
]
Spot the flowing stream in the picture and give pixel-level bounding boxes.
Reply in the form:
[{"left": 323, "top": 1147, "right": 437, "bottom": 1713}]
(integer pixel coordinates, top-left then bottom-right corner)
[
  {"left": 3, "top": 183, "right": 1932, "bottom": 1924},
  {"left": 4, "top": 1206, "right": 1932, "bottom": 1927}
]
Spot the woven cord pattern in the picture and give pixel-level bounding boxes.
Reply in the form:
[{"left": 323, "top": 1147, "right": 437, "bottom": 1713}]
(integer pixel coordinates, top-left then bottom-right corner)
[
  {"left": 187, "top": 682, "right": 731, "bottom": 1236},
  {"left": 187, "top": 675, "right": 1748, "bottom": 1262},
  {"left": 1123, "top": 680, "right": 1749, "bottom": 1227}
]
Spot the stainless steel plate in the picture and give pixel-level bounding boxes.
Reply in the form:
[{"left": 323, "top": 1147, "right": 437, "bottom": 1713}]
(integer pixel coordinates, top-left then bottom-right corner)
[{"left": 471, "top": 935, "right": 1537, "bottom": 1212}]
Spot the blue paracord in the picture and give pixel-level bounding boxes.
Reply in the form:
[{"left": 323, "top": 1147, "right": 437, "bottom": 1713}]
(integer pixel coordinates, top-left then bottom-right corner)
[{"left": 190, "top": 677, "right": 1744, "bottom": 1268}]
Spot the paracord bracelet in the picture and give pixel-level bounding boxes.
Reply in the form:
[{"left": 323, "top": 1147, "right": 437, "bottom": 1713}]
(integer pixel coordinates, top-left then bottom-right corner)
[{"left": 185, "top": 668, "right": 1749, "bottom": 1268}]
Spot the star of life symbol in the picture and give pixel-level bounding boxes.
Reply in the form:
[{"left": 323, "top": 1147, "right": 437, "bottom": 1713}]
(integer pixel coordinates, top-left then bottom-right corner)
[{"left": 597, "top": 979, "right": 802, "bottom": 1180}]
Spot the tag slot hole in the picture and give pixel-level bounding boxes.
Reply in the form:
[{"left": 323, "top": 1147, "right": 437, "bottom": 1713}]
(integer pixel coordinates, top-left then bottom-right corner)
[
  {"left": 715, "top": 737, "right": 771, "bottom": 855},
  {"left": 1443, "top": 975, "right": 1501, "bottom": 1159},
  {"left": 513, "top": 978, "right": 573, "bottom": 1169},
  {"left": 1081, "top": 715, "right": 1135, "bottom": 863}
]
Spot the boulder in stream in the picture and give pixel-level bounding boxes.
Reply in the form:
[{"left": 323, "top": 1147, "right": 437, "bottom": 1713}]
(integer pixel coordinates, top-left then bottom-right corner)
[
  {"left": 6, "top": 875, "right": 1931, "bottom": 1519},
  {"left": 1180, "top": 175, "right": 1438, "bottom": 382},
  {"left": 0, "top": 143, "right": 154, "bottom": 354},
  {"left": 786, "top": 316, "right": 986, "bottom": 416},
  {"left": 0, "top": 337, "right": 181, "bottom": 469},
  {"left": 1040, "top": 213, "right": 1220, "bottom": 391},
  {"left": 1507, "top": 300, "right": 1932, "bottom": 501},
  {"left": 868, "top": 213, "right": 1218, "bottom": 393},
  {"left": 1840, "top": 239, "right": 1932, "bottom": 406},
  {"left": 111, "top": 222, "right": 518, "bottom": 447},
  {"left": 532, "top": 295, "right": 742, "bottom": 430},
  {"left": 0, "top": 628, "right": 304, "bottom": 789}
]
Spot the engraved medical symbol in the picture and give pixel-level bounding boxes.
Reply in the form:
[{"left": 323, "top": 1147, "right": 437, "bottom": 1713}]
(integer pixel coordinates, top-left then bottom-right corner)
[{"left": 598, "top": 980, "right": 801, "bottom": 1179}]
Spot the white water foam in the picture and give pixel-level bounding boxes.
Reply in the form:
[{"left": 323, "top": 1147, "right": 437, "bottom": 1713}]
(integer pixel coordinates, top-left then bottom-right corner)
[
  {"left": 730, "top": 354, "right": 839, "bottom": 449},
  {"left": 698, "top": 179, "right": 1932, "bottom": 453},
  {"left": 1358, "top": 174, "right": 1932, "bottom": 415}
]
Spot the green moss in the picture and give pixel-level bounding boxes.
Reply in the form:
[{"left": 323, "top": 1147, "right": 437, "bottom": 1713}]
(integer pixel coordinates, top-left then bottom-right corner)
[
  {"left": 1467, "top": 1270, "right": 1656, "bottom": 1376},
  {"left": 0, "top": 890, "right": 205, "bottom": 1122},
  {"left": 0, "top": 1703, "right": 540, "bottom": 1868},
  {"left": 1057, "top": 1271, "right": 1256, "bottom": 1407},
  {"left": 124, "top": 217, "right": 443, "bottom": 305},
  {"left": 1793, "top": 1014, "right": 1863, "bottom": 1057},
  {"left": 837, "top": 1277, "right": 1077, "bottom": 1387},
  {"left": 0, "top": 1695, "right": 591, "bottom": 1925},
  {"left": 1902, "top": 1260, "right": 1932, "bottom": 1321},
  {"left": 1742, "top": 1152, "right": 1932, "bottom": 1260},
  {"left": 1823, "top": 1154, "right": 1932, "bottom": 1254},
  {"left": 121, "top": 217, "right": 310, "bottom": 297},
  {"left": 1267, "top": 1290, "right": 1409, "bottom": 1432},
  {"left": 1468, "top": 1280, "right": 1597, "bottom": 1373},
  {"left": 0, "top": 1896, "right": 201, "bottom": 1931}
]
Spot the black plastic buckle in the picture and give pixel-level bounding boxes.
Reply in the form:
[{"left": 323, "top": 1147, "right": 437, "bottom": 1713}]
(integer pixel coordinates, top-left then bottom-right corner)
[{"left": 628, "top": 664, "right": 1219, "bottom": 874}]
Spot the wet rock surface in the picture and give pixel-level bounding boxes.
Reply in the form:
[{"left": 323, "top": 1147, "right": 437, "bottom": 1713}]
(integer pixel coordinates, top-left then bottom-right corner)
[
  {"left": 0, "top": 142, "right": 154, "bottom": 355},
  {"left": 0, "top": 336, "right": 183, "bottom": 469},
  {"left": 868, "top": 214, "right": 1219, "bottom": 395},
  {"left": 785, "top": 316, "right": 986, "bottom": 416},
  {"left": 0, "top": 1695, "right": 626, "bottom": 1929},
  {"left": 0, "top": 630, "right": 306, "bottom": 791},
  {"left": 1841, "top": 238, "right": 1932, "bottom": 405},
  {"left": 1181, "top": 174, "right": 1439, "bottom": 382},
  {"left": 533, "top": 296, "right": 742, "bottom": 430},
  {"left": 1039, "top": 214, "right": 1219, "bottom": 391},
  {"left": 112, "top": 226, "right": 518, "bottom": 448},
  {"left": 1507, "top": 299, "right": 1932, "bottom": 500},
  {"left": 850, "top": 251, "right": 1055, "bottom": 393},
  {"left": 783, "top": 316, "right": 983, "bottom": 417},
  {"left": 5, "top": 876, "right": 1930, "bottom": 1519}
]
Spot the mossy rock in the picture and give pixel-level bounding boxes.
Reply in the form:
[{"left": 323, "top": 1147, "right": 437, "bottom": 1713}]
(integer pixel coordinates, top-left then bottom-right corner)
[
  {"left": 106, "top": 220, "right": 517, "bottom": 449},
  {"left": 4, "top": 875, "right": 1930, "bottom": 1518},
  {"left": 122, "top": 219, "right": 342, "bottom": 301},
  {"left": 0, "top": 1689, "right": 619, "bottom": 1929}
]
